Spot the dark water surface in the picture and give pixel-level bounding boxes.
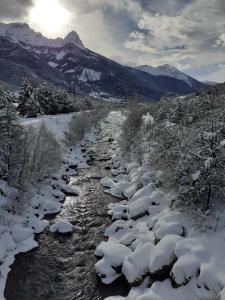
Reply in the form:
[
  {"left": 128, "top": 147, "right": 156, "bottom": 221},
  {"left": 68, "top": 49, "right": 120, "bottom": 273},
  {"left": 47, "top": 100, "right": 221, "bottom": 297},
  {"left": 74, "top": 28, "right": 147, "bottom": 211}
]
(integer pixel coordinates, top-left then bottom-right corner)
[{"left": 5, "top": 125, "right": 129, "bottom": 300}]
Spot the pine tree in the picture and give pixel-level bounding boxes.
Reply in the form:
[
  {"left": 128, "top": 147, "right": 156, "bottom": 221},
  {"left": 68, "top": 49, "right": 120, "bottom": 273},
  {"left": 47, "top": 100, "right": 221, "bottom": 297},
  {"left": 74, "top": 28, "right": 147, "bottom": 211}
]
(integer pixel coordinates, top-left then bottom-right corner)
[
  {"left": 53, "top": 89, "right": 74, "bottom": 114},
  {"left": 35, "top": 82, "right": 54, "bottom": 114},
  {"left": 17, "top": 79, "right": 34, "bottom": 116},
  {"left": 24, "top": 90, "right": 40, "bottom": 118}
]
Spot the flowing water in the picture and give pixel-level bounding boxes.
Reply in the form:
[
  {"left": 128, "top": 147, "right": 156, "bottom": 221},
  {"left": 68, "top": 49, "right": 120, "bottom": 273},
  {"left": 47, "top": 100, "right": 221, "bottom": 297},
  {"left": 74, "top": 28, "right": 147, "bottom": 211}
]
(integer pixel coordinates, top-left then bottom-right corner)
[{"left": 5, "top": 119, "right": 129, "bottom": 300}]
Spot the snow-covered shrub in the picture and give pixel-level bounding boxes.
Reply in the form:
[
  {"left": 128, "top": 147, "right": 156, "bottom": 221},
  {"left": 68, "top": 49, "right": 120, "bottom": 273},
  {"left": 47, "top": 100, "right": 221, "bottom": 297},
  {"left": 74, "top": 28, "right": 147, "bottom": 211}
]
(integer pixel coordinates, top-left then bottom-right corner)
[
  {"left": 0, "top": 85, "right": 20, "bottom": 179},
  {"left": 7, "top": 124, "right": 62, "bottom": 213},
  {"left": 147, "top": 84, "right": 225, "bottom": 213},
  {"left": 120, "top": 102, "right": 144, "bottom": 162},
  {"left": 65, "top": 110, "right": 105, "bottom": 146}
]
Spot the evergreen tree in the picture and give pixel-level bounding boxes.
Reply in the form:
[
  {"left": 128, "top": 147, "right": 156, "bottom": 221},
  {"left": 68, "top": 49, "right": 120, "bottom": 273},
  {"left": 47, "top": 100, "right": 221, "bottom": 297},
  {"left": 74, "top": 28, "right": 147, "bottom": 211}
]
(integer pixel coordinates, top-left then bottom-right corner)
[
  {"left": 17, "top": 79, "right": 34, "bottom": 116},
  {"left": 24, "top": 90, "right": 40, "bottom": 118},
  {"left": 35, "top": 82, "right": 54, "bottom": 114},
  {"left": 54, "top": 89, "right": 74, "bottom": 114}
]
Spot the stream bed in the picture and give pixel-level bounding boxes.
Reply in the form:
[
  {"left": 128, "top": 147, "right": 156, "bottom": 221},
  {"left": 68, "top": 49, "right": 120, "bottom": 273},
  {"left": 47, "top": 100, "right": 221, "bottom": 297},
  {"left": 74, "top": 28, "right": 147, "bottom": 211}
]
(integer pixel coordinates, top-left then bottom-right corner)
[{"left": 5, "top": 120, "right": 129, "bottom": 300}]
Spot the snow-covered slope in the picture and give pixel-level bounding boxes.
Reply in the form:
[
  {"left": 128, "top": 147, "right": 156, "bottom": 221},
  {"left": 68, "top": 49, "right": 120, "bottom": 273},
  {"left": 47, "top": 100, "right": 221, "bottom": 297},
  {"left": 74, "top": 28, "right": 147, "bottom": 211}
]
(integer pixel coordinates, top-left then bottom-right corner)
[
  {"left": 204, "top": 80, "right": 219, "bottom": 86},
  {"left": 0, "top": 22, "right": 205, "bottom": 101},
  {"left": 0, "top": 22, "right": 85, "bottom": 49},
  {"left": 136, "top": 64, "right": 201, "bottom": 88}
]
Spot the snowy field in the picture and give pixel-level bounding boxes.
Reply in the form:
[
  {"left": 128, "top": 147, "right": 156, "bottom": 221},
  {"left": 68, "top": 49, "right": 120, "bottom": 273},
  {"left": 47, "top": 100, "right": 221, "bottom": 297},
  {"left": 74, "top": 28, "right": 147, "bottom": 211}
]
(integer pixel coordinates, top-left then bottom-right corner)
[
  {"left": 96, "top": 112, "right": 225, "bottom": 300},
  {"left": 20, "top": 113, "right": 74, "bottom": 142}
]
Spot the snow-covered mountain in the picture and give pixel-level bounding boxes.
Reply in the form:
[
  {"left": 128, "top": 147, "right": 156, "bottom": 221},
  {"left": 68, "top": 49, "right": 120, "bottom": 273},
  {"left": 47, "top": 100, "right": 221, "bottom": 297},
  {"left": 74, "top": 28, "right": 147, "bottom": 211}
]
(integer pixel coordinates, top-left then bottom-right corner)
[
  {"left": 0, "top": 22, "right": 85, "bottom": 50},
  {"left": 203, "top": 80, "right": 219, "bottom": 86},
  {"left": 0, "top": 22, "right": 205, "bottom": 101},
  {"left": 136, "top": 64, "right": 202, "bottom": 89}
]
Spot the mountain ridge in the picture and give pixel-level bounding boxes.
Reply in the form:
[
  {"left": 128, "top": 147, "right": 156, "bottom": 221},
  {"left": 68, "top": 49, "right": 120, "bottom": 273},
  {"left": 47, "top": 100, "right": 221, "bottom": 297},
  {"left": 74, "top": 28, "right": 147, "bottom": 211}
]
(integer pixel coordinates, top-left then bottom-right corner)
[
  {"left": 0, "top": 22, "right": 85, "bottom": 49},
  {"left": 135, "top": 64, "right": 203, "bottom": 90},
  {"left": 0, "top": 22, "right": 205, "bottom": 101}
]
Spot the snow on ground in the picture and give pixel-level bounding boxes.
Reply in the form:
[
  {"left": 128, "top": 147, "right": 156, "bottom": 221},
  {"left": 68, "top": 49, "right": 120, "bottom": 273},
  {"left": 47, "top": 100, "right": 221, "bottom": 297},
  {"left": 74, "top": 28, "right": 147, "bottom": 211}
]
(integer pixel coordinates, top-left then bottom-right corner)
[
  {"left": 48, "top": 61, "right": 59, "bottom": 68},
  {"left": 79, "top": 68, "right": 102, "bottom": 82},
  {"left": 20, "top": 113, "right": 74, "bottom": 142},
  {"left": 96, "top": 111, "right": 225, "bottom": 300},
  {"left": 55, "top": 50, "right": 66, "bottom": 60},
  {"left": 0, "top": 114, "right": 98, "bottom": 300}
]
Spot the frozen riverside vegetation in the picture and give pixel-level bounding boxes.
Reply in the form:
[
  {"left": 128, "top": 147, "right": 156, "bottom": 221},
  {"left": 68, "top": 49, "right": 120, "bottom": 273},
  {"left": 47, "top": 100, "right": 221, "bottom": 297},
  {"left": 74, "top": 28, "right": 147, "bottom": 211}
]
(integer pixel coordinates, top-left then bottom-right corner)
[
  {"left": 4, "top": 111, "right": 129, "bottom": 300},
  {"left": 95, "top": 110, "right": 225, "bottom": 300},
  {"left": 3, "top": 109, "right": 225, "bottom": 300}
]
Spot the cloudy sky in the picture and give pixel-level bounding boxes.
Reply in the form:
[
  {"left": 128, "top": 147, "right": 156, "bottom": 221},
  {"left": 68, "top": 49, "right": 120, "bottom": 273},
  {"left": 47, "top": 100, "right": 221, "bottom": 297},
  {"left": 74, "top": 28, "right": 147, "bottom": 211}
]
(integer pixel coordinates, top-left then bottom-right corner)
[{"left": 0, "top": 0, "right": 225, "bottom": 82}]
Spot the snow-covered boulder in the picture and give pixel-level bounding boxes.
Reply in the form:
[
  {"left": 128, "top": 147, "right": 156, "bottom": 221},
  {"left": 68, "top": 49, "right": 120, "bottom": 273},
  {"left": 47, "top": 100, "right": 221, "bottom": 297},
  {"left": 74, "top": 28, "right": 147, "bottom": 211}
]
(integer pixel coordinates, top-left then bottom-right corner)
[
  {"left": 1, "top": 232, "right": 17, "bottom": 251},
  {"left": 126, "top": 162, "right": 140, "bottom": 173},
  {"left": 95, "top": 242, "right": 132, "bottom": 284},
  {"left": 122, "top": 242, "right": 154, "bottom": 284},
  {"left": 113, "top": 161, "right": 120, "bottom": 169},
  {"left": 128, "top": 196, "right": 151, "bottom": 220},
  {"left": 27, "top": 217, "right": 49, "bottom": 233},
  {"left": 106, "top": 181, "right": 130, "bottom": 199},
  {"left": 95, "top": 241, "right": 132, "bottom": 261},
  {"left": 60, "top": 184, "right": 79, "bottom": 196},
  {"left": 50, "top": 220, "right": 73, "bottom": 234},
  {"left": 154, "top": 222, "right": 184, "bottom": 241},
  {"left": 123, "top": 182, "right": 139, "bottom": 200},
  {"left": 130, "top": 183, "right": 155, "bottom": 203},
  {"left": 11, "top": 227, "right": 34, "bottom": 243},
  {"left": 140, "top": 172, "right": 154, "bottom": 187},
  {"left": 101, "top": 177, "right": 115, "bottom": 188},
  {"left": 171, "top": 238, "right": 208, "bottom": 286},
  {"left": 108, "top": 202, "right": 128, "bottom": 220},
  {"left": 129, "top": 191, "right": 166, "bottom": 220},
  {"left": 112, "top": 169, "right": 119, "bottom": 176},
  {"left": 41, "top": 199, "right": 62, "bottom": 214},
  {"left": 105, "top": 219, "right": 133, "bottom": 239},
  {"left": 149, "top": 235, "right": 182, "bottom": 277},
  {"left": 132, "top": 231, "right": 155, "bottom": 250},
  {"left": 52, "top": 190, "right": 66, "bottom": 202}
]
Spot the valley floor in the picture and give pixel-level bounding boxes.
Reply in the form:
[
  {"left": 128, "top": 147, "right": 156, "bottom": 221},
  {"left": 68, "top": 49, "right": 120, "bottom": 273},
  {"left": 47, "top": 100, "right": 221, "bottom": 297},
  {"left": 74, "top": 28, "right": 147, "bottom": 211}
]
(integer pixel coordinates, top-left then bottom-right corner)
[{"left": 1, "top": 111, "right": 225, "bottom": 300}]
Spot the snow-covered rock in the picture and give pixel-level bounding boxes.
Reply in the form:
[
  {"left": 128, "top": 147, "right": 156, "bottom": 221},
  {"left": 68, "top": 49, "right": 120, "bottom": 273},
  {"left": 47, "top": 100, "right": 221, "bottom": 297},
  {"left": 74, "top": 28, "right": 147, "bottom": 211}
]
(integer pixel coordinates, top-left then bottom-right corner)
[
  {"left": 149, "top": 235, "right": 182, "bottom": 276},
  {"left": 108, "top": 202, "right": 128, "bottom": 220},
  {"left": 130, "top": 183, "right": 155, "bottom": 203},
  {"left": 154, "top": 222, "right": 184, "bottom": 241},
  {"left": 122, "top": 242, "right": 154, "bottom": 284},
  {"left": 60, "top": 184, "right": 79, "bottom": 196},
  {"left": 50, "top": 220, "right": 73, "bottom": 234},
  {"left": 11, "top": 227, "right": 34, "bottom": 243},
  {"left": 95, "top": 242, "right": 132, "bottom": 284},
  {"left": 101, "top": 177, "right": 115, "bottom": 188}
]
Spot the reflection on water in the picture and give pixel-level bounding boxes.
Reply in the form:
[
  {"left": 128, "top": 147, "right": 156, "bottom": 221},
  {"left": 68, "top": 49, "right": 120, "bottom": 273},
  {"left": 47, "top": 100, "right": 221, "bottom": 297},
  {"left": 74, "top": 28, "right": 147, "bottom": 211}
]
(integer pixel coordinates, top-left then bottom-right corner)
[{"left": 5, "top": 128, "right": 129, "bottom": 300}]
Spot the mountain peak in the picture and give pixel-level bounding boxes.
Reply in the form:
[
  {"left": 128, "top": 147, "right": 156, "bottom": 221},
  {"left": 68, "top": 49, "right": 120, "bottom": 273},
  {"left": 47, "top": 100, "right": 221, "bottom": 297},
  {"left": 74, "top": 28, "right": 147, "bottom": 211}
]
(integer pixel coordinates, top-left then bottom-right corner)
[
  {"left": 0, "top": 22, "right": 85, "bottom": 50},
  {"left": 64, "top": 30, "right": 84, "bottom": 49},
  {"left": 160, "top": 64, "right": 176, "bottom": 69},
  {"left": 135, "top": 64, "right": 202, "bottom": 88}
]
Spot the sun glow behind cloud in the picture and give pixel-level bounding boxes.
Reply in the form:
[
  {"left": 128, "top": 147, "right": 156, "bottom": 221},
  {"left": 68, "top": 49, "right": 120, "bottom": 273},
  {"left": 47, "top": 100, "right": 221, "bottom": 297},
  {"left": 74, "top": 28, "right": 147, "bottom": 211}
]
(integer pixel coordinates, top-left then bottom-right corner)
[{"left": 28, "top": 0, "right": 71, "bottom": 37}]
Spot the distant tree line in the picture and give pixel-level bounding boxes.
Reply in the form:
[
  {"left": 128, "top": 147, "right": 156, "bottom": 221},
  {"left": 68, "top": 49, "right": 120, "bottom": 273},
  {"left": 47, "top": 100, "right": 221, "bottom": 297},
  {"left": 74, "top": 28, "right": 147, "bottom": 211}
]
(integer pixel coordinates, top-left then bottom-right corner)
[{"left": 17, "top": 79, "right": 94, "bottom": 117}]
